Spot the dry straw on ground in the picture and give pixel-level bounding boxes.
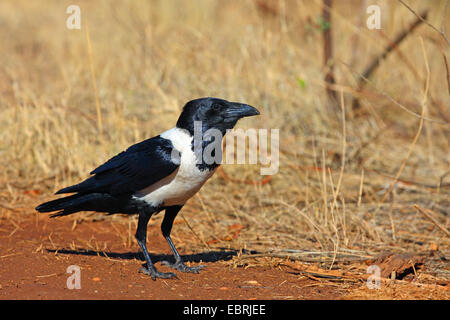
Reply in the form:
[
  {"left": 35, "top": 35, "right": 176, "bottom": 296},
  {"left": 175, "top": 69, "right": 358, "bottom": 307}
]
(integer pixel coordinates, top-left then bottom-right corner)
[{"left": 0, "top": 0, "right": 448, "bottom": 286}]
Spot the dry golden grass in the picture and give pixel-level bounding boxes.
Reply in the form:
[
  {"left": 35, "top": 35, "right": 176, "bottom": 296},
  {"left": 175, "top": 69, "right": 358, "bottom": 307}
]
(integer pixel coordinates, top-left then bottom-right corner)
[
  {"left": 344, "top": 280, "right": 450, "bottom": 300},
  {"left": 0, "top": 0, "right": 449, "bottom": 283}
]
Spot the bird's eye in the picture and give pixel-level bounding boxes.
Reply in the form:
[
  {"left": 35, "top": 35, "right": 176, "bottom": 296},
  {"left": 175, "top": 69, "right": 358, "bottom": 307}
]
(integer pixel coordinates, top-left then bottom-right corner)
[{"left": 212, "top": 103, "right": 221, "bottom": 112}]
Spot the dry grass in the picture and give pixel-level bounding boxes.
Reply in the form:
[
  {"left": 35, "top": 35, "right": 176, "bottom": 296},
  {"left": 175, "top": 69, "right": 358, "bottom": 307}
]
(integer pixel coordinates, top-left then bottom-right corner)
[
  {"left": 0, "top": 0, "right": 449, "bottom": 283},
  {"left": 344, "top": 280, "right": 450, "bottom": 299}
]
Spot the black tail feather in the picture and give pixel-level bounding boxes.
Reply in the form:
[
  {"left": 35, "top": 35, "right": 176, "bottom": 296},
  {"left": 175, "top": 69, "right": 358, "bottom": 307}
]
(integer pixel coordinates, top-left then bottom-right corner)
[
  {"left": 35, "top": 193, "right": 135, "bottom": 217},
  {"left": 36, "top": 194, "right": 85, "bottom": 213}
]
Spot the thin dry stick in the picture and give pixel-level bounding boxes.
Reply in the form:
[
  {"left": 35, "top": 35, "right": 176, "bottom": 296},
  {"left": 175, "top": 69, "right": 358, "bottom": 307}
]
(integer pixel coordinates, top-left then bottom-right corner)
[
  {"left": 413, "top": 205, "right": 450, "bottom": 237},
  {"left": 196, "top": 193, "right": 218, "bottom": 226},
  {"left": 334, "top": 89, "right": 346, "bottom": 200},
  {"left": 375, "top": 38, "right": 430, "bottom": 212},
  {"left": 325, "top": 172, "right": 340, "bottom": 271},
  {"left": 388, "top": 191, "right": 397, "bottom": 241},
  {"left": 376, "top": 106, "right": 425, "bottom": 209},
  {"left": 352, "top": 9, "right": 428, "bottom": 110},
  {"left": 326, "top": 167, "right": 338, "bottom": 224},
  {"left": 341, "top": 60, "right": 447, "bottom": 125},
  {"left": 328, "top": 89, "right": 347, "bottom": 266},
  {"left": 398, "top": 0, "right": 449, "bottom": 46},
  {"left": 322, "top": 0, "right": 337, "bottom": 106},
  {"left": 357, "top": 168, "right": 364, "bottom": 207},
  {"left": 85, "top": 19, "right": 105, "bottom": 153},
  {"left": 321, "top": 149, "right": 328, "bottom": 227},
  {"left": 442, "top": 51, "right": 450, "bottom": 95},
  {"left": 180, "top": 214, "right": 213, "bottom": 252},
  {"left": 277, "top": 200, "right": 322, "bottom": 233},
  {"left": 341, "top": 197, "right": 347, "bottom": 245}
]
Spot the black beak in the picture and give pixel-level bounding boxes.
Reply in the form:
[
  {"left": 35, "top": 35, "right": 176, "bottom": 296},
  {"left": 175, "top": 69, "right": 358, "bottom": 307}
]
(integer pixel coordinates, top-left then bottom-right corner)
[{"left": 225, "top": 103, "right": 260, "bottom": 119}]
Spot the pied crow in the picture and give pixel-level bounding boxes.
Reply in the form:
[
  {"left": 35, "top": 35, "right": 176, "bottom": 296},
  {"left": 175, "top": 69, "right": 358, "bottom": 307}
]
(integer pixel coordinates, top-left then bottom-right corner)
[{"left": 36, "top": 97, "right": 259, "bottom": 280}]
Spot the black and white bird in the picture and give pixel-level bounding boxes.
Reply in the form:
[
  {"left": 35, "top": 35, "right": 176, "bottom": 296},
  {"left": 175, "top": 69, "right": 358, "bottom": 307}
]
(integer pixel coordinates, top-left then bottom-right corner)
[{"left": 36, "top": 97, "right": 259, "bottom": 280}]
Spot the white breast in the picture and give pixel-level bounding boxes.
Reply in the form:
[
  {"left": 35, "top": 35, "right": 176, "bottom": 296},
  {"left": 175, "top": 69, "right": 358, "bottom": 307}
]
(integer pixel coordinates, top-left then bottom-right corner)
[{"left": 134, "top": 127, "right": 216, "bottom": 207}]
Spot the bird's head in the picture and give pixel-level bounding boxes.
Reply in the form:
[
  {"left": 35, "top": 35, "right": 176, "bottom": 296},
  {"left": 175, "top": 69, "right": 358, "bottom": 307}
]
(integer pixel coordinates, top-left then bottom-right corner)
[{"left": 176, "top": 97, "right": 260, "bottom": 135}]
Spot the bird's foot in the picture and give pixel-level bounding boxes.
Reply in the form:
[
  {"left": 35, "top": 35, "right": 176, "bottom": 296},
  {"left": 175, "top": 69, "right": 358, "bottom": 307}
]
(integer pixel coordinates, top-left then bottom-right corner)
[
  {"left": 161, "top": 260, "right": 205, "bottom": 274},
  {"left": 139, "top": 265, "right": 178, "bottom": 281}
]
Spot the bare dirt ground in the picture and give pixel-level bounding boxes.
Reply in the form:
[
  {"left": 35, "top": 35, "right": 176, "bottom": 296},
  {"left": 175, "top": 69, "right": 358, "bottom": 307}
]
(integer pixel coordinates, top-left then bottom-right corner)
[
  {"left": 1, "top": 205, "right": 448, "bottom": 300},
  {"left": 0, "top": 210, "right": 347, "bottom": 300}
]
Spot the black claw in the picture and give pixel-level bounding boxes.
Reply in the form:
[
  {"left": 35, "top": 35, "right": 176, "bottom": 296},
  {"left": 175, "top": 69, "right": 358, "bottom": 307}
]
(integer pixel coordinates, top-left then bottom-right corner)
[
  {"left": 139, "top": 266, "right": 178, "bottom": 280},
  {"left": 161, "top": 260, "right": 206, "bottom": 274}
]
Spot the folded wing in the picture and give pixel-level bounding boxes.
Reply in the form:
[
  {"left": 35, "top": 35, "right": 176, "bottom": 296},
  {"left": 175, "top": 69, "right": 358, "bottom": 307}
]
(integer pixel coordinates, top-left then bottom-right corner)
[{"left": 56, "top": 136, "right": 180, "bottom": 197}]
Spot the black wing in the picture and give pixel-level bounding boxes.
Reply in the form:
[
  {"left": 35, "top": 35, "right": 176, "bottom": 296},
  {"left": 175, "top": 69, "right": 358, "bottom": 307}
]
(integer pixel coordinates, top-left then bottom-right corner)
[{"left": 56, "top": 135, "right": 180, "bottom": 197}]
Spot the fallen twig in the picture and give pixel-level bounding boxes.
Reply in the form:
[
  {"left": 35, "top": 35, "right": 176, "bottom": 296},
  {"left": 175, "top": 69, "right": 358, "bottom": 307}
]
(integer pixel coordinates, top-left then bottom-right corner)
[{"left": 413, "top": 204, "right": 450, "bottom": 237}]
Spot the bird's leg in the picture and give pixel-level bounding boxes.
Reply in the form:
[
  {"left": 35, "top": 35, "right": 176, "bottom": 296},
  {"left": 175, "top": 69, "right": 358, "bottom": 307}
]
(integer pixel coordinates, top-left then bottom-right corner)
[
  {"left": 161, "top": 205, "right": 205, "bottom": 273},
  {"left": 163, "top": 235, "right": 205, "bottom": 273},
  {"left": 135, "top": 208, "right": 177, "bottom": 280}
]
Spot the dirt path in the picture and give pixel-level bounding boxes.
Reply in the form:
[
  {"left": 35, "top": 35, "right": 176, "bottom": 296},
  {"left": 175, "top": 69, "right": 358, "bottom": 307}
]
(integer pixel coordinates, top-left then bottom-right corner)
[{"left": 0, "top": 212, "right": 348, "bottom": 300}]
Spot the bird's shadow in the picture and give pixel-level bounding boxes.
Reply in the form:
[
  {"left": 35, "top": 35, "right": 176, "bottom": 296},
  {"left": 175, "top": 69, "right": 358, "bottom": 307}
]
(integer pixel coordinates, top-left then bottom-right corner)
[{"left": 46, "top": 247, "right": 252, "bottom": 264}]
